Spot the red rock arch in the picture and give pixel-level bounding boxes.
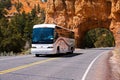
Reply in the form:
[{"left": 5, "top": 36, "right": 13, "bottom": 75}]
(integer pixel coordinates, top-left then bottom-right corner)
[
  {"left": 44, "top": 0, "right": 120, "bottom": 48},
  {"left": 74, "top": 19, "right": 112, "bottom": 47}
]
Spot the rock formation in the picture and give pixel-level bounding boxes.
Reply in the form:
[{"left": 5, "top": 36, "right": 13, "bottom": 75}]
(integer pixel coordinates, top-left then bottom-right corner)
[
  {"left": 110, "top": 0, "right": 120, "bottom": 47},
  {"left": 7, "top": 0, "right": 46, "bottom": 15},
  {"left": 45, "top": 0, "right": 112, "bottom": 47}
]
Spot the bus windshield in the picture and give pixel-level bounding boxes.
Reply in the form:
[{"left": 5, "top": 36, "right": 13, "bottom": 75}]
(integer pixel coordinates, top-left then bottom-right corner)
[{"left": 32, "top": 28, "right": 54, "bottom": 44}]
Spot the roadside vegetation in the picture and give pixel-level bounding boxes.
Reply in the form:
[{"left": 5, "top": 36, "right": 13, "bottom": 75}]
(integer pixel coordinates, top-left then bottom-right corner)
[{"left": 0, "top": 0, "right": 45, "bottom": 56}]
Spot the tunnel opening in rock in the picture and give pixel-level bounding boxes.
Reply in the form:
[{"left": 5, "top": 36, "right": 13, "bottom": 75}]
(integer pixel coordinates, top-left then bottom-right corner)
[{"left": 81, "top": 28, "right": 115, "bottom": 48}]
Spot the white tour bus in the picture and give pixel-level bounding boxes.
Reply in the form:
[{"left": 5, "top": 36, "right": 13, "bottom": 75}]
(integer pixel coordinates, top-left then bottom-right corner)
[{"left": 31, "top": 24, "right": 75, "bottom": 57}]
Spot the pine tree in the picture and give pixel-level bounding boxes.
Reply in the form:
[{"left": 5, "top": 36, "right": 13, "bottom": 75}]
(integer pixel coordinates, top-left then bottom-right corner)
[
  {"left": 0, "top": 2, "right": 46, "bottom": 53},
  {"left": 15, "top": 0, "right": 23, "bottom": 13}
]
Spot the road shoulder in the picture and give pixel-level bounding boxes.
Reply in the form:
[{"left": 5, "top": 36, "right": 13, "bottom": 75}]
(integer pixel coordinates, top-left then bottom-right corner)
[{"left": 85, "top": 51, "right": 112, "bottom": 80}]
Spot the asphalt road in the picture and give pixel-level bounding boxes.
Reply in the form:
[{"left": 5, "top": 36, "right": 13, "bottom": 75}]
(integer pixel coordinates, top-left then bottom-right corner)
[{"left": 0, "top": 48, "right": 113, "bottom": 80}]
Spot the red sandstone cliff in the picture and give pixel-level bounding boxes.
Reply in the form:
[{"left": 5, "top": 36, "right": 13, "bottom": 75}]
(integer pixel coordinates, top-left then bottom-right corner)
[
  {"left": 7, "top": 0, "right": 46, "bottom": 15},
  {"left": 45, "top": 0, "right": 111, "bottom": 27},
  {"left": 110, "top": 0, "right": 120, "bottom": 47},
  {"left": 45, "top": 0, "right": 112, "bottom": 47}
]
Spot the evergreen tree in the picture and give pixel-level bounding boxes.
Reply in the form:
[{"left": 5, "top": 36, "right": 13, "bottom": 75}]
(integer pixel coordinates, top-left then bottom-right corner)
[
  {"left": 4, "top": 0, "right": 12, "bottom": 9},
  {"left": 31, "top": 5, "right": 37, "bottom": 18},
  {"left": 0, "top": 2, "right": 45, "bottom": 53},
  {"left": 37, "top": 4, "right": 40, "bottom": 13},
  {"left": 15, "top": 1, "right": 23, "bottom": 13}
]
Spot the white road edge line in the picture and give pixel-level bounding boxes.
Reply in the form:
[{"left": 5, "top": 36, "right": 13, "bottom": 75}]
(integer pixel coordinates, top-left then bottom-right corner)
[{"left": 81, "top": 51, "right": 109, "bottom": 80}]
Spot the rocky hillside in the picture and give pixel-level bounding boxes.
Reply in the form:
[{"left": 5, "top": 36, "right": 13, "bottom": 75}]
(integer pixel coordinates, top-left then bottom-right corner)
[
  {"left": 6, "top": 0, "right": 46, "bottom": 16},
  {"left": 45, "top": 0, "right": 110, "bottom": 29}
]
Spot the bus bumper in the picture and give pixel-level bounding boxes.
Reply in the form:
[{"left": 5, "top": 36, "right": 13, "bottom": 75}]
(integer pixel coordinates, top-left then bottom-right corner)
[{"left": 31, "top": 48, "right": 56, "bottom": 55}]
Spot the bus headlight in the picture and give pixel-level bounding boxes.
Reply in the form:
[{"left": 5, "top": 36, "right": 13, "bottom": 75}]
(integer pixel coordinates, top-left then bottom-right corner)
[
  {"left": 32, "top": 47, "right": 36, "bottom": 48},
  {"left": 47, "top": 46, "right": 53, "bottom": 48}
]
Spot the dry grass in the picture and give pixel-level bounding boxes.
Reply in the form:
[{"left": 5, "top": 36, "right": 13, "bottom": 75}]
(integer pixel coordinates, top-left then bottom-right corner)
[
  {"left": 0, "top": 49, "right": 30, "bottom": 56},
  {"left": 109, "top": 47, "right": 120, "bottom": 80}
]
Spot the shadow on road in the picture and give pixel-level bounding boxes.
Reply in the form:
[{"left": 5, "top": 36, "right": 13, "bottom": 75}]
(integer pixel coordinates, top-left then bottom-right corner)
[
  {"left": 84, "top": 47, "right": 114, "bottom": 50},
  {"left": 36, "top": 53, "right": 83, "bottom": 58}
]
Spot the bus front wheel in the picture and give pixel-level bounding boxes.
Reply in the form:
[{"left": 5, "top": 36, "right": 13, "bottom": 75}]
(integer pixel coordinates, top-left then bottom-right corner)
[
  {"left": 70, "top": 47, "right": 74, "bottom": 54},
  {"left": 57, "top": 46, "right": 60, "bottom": 53},
  {"left": 35, "top": 54, "right": 39, "bottom": 57}
]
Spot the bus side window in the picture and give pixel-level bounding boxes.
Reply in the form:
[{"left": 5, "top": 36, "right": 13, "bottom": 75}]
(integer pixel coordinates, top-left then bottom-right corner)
[{"left": 54, "top": 32, "right": 58, "bottom": 41}]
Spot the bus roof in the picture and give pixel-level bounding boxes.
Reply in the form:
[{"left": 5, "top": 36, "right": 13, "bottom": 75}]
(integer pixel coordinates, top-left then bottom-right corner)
[
  {"left": 33, "top": 24, "right": 56, "bottom": 28},
  {"left": 33, "top": 24, "right": 74, "bottom": 32}
]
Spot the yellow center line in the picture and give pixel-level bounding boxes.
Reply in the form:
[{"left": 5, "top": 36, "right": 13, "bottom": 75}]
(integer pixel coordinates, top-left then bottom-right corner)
[{"left": 0, "top": 58, "right": 58, "bottom": 74}]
